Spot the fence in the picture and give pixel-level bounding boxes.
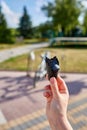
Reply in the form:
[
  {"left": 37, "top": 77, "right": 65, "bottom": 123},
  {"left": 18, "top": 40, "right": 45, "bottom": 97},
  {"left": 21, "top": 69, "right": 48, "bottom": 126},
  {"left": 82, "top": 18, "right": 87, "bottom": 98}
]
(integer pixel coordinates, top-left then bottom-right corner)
[{"left": 50, "top": 37, "right": 87, "bottom": 46}]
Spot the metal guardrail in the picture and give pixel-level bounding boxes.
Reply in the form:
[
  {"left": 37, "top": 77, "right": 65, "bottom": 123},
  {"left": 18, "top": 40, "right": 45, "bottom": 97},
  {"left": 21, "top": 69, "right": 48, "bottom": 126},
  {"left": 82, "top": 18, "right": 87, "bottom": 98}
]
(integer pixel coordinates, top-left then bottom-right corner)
[
  {"left": 55, "top": 37, "right": 87, "bottom": 42},
  {"left": 49, "top": 37, "right": 87, "bottom": 46}
]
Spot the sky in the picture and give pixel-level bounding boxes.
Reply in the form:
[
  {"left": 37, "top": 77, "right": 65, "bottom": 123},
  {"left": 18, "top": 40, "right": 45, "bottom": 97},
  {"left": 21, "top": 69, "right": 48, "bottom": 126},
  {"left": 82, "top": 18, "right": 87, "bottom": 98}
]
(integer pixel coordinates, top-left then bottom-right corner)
[
  {"left": 0, "top": 0, "right": 53, "bottom": 28},
  {"left": 0, "top": 0, "right": 87, "bottom": 28}
]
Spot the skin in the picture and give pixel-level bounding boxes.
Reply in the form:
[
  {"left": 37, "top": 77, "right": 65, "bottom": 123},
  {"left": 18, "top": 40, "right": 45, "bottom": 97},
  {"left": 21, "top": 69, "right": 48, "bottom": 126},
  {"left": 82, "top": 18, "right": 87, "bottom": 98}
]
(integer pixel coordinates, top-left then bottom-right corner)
[{"left": 43, "top": 75, "right": 73, "bottom": 130}]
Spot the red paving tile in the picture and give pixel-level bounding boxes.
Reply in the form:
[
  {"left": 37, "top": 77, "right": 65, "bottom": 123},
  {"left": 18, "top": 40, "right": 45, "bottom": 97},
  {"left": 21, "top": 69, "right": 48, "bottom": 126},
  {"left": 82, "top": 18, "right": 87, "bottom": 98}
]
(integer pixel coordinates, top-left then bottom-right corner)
[{"left": 0, "top": 71, "right": 87, "bottom": 123}]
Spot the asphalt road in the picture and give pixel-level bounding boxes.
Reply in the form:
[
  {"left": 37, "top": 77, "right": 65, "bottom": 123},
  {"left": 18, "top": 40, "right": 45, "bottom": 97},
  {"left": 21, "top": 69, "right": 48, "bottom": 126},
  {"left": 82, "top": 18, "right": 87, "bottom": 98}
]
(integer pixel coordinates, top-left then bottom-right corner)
[{"left": 0, "top": 42, "right": 49, "bottom": 63}]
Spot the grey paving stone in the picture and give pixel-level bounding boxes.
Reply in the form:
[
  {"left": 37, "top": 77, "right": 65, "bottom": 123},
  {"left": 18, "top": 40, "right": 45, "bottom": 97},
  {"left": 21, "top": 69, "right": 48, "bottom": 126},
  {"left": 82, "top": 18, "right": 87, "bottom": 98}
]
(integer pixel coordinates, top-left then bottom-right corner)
[
  {"left": 41, "top": 126, "right": 50, "bottom": 130},
  {"left": 68, "top": 97, "right": 87, "bottom": 111},
  {"left": 9, "top": 126, "right": 22, "bottom": 130},
  {"left": 8, "top": 115, "right": 47, "bottom": 130},
  {"left": 72, "top": 107, "right": 87, "bottom": 118},
  {"left": 73, "top": 120, "right": 87, "bottom": 130}
]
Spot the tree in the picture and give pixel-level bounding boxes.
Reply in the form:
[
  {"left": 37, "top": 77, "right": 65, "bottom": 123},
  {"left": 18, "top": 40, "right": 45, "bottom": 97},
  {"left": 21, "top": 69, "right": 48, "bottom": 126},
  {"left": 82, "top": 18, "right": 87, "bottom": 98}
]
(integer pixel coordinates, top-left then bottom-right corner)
[
  {"left": 0, "top": 5, "right": 13, "bottom": 43},
  {"left": 83, "top": 10, "right": 87, "bottom": 35},
  {"left": 42, "top": 0, "right": 83, "bottom": 35},
  {"left": 18, "top": 6, "right": 32, "bottom": 38},
  {"left": 38, "top": 21, "right": 55, "bottom": 38}
]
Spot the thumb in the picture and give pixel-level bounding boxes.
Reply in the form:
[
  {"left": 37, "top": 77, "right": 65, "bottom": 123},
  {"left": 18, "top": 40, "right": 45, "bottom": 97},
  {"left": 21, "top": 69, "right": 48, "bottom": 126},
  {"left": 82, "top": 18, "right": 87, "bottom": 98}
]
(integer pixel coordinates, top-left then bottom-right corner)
[{"left": 50, "top": 77, "right": 60, "bottom": 98}]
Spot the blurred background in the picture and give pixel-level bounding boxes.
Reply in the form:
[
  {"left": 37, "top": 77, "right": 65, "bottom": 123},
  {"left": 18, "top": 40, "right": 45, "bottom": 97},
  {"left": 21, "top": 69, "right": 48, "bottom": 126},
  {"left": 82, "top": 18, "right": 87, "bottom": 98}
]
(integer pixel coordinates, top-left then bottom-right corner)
[
  {"left": 0, "top": 0, "right": 87, "bottom": 43},
  {"left": 0, "top": 0, "right": 87, "bottom": 42},
  {"left": 0, "top": 0, "right": 87, "bottom": 73}
]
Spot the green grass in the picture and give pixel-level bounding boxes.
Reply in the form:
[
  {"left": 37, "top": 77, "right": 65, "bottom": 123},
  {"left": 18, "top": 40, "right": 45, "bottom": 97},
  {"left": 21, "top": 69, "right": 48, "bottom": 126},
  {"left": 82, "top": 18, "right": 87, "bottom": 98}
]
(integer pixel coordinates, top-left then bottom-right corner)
[
  {"left": 0, "top": 48, "right": 87, "bottom": 73},
  {"left": 24, "top": 38, "right": 48, "bottom": 44},
  {"left": 0, "top": 43, "right": 23, "bottom": 50}
]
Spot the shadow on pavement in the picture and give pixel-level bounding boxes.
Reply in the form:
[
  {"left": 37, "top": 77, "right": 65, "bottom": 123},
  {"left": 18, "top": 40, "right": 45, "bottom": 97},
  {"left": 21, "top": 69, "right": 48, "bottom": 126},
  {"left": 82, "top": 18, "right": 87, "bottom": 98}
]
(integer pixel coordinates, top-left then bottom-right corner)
[
  {"left": 0, "top": 75, "right": 43, "bottom": 103},
  {"left": 66, "top": 77, "right": 87, "bottom": 95},
  {"left": 0, "top": 74, "right": 87, "bottom": 103}
]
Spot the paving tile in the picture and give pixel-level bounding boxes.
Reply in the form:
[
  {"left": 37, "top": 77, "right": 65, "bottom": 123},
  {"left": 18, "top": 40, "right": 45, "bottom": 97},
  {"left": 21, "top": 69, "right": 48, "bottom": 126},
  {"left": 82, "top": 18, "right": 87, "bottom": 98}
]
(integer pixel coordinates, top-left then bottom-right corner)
[
  {"left": 72, "top": 107, "right": 87, "bottom": 118},
  {"left": 68, "top": 96, "right": 87, "bottom": 111},
  {"left": 0, "top": 72, "right": 87, "bottom": 130},
  {"left": 72, "top": 120, "right": 87, "bottom": 130},
  {"left": 41, "top": 126, "right": 50, "bottom": 130}
]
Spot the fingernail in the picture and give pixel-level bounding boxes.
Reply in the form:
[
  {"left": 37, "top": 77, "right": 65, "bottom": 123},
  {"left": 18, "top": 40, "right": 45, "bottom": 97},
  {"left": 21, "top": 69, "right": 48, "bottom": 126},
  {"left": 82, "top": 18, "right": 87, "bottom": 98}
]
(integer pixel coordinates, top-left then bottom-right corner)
[{"left": 50, "top": 77, "right": 55, "bottom": 85}]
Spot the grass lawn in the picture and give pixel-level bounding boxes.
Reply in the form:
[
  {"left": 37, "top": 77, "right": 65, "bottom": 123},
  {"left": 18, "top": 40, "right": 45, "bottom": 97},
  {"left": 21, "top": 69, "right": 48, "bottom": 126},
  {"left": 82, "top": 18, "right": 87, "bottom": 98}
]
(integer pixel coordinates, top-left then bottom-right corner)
[
  {"left": 0, "top": 47, "right": 87, "bottom": 73},
  {"left": 0, "top": 43, "right": 25, "bottom": 50}
]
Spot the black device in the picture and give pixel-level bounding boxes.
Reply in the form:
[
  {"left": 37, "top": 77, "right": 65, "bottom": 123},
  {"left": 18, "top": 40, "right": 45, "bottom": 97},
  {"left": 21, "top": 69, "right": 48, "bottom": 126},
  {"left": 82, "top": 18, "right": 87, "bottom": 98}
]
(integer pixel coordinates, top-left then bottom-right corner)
[{"left": 45, "top": 56, "right": 60, "bottom": 80}]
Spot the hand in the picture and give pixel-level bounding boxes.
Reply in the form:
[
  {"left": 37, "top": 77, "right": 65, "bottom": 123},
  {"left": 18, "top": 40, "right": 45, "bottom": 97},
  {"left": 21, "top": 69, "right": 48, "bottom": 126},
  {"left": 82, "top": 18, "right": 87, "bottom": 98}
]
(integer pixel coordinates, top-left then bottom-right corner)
[{"left": 43, "top": 76, "right": 73, "bottom": 130}]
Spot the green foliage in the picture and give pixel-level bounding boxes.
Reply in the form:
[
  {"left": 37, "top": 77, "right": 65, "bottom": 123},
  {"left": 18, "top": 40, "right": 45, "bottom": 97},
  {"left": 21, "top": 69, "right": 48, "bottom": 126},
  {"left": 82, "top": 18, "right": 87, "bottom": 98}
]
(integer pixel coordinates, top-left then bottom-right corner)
[
  {"left": 35, "top": 21, "right": 56, "bottom": 38},
  {"left": 18, "top": 6, "right": 32, "bottom": 38},
  {"left": 83, "top": 10, "right": 87, "bottom": 35},
  {"left": 0, "top": 5, "right": 13, "bottom": 43},
  {"left": 42, "top": 0, "right": 83, "bottom": 35}
]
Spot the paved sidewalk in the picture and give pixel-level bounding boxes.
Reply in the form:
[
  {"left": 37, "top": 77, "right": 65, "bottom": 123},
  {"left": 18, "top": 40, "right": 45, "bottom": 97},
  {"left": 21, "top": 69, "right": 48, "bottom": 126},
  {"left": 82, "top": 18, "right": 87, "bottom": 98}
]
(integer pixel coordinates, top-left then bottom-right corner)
[
  {"left": 0, "top": 42, "right": 49, "bottom": 62},
  {"left": 0, "top": 71, "right": 87, "bottom": 130}
]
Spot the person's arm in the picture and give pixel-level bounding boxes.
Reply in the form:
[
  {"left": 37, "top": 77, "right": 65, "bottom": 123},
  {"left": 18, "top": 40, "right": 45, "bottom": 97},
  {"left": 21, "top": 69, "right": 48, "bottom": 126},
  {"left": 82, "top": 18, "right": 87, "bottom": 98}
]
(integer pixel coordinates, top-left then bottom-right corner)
[
  {"left": 52, "top": 116, "right": 73, "bottom": 130},
  {"left": 43, "top": 76, "right": 73, "bottom": 130}
]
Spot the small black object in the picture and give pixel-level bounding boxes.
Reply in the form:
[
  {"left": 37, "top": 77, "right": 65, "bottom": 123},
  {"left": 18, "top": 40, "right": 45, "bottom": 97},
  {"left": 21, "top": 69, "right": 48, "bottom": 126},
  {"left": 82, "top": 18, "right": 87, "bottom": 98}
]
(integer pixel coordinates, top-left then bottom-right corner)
[{"left": 45, "top": 56, "right": 60, "bottom": 80}]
